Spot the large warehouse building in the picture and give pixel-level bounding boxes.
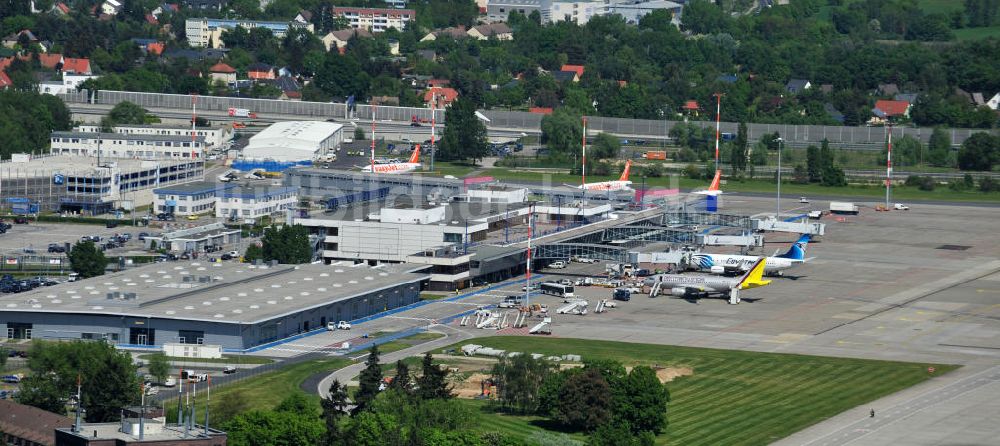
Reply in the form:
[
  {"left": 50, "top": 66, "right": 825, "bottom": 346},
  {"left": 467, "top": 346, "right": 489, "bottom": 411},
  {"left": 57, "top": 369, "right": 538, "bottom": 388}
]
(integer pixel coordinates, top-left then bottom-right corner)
[
  {"left": 240, "top": 121, "right": 343, "bottom": 167},
  {"left": 0, "top": 261, "right": 429, "bottom": 350}
]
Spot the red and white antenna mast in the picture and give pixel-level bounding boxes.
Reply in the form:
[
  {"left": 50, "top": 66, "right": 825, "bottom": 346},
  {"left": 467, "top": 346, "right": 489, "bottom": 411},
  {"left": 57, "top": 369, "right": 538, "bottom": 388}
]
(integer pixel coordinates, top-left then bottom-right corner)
[
  {"left": 713, "top": 92, "right": 723, "bottom": 168},
  {"left": 191, "top": 94, "right": 198, "bottom": 159},
  {"left": 886, "top": 123, "right": 893, "bottom": 209},
  {"left": 581, "top": 117, "right": 587, "bottom": 187},
  {"left": 525, "top": 204, "right": 533, "bottom": 307},
  {"left": 370, "top": 104, "right": 377, "bottom": 174},
  {"left": 430, "top": 92, "right": 436, "bottom": 172}
]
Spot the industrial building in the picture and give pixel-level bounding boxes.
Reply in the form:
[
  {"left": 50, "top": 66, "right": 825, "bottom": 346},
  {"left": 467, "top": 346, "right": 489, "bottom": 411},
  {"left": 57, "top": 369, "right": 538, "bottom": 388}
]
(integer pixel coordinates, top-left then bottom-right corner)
[
  {"left": 240, "top": 121, "right": 344, "bottom": 165},
  {"left": 215, "top": 186, "right": 298, "bottom": 220},
  {"left": 50, "top": 131, "right": 208, "bottom": 160},
  {"left": 0, "top": 154, "right": 205, "bottom": 214},
  {"left": 142, "top": 223, "right": 241, "bottom": 253},
  {"left": 154, "top": 181, "right": 233, "bottom": 216},
  {"left": 0, "top": 261, "right": 430, "bottom": 350},
  {"left": 76, "top": 123, "right": 233, "bottom": 150}
]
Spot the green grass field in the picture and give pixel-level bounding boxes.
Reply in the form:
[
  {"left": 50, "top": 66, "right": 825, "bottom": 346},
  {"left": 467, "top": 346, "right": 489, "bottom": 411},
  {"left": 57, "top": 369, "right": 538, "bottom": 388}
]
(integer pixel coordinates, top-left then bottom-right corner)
[
  {"left": 441, "top": 337, "right": 957, "bottom": 446},
  {"left": 138, "top": 354, "right": 274, "bottom": 365},
  {"left": 163, "top": 357, "right": 349, "bottom": 424},
  {"left": 376, "top": 331, "right": 447, "bottom": 354},
  {"left": 916, "top": 0, "right": 962, "bottom": 14}
]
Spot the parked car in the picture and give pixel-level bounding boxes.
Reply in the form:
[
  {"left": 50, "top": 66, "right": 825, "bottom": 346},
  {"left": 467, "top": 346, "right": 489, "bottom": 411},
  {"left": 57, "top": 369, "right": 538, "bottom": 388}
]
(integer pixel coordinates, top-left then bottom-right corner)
[
  {"left": 549, "top": 260, "right": 567, "bottom": 269},
  {"left": 223, "top": 366, "right": 237, "bottom": 374},
  {"left": 336, "top": 321, "right": 352, "bottom": 330},
  {"left": 138, "top": 232, "right": 150, "bottom": 240},
  {"left": 894, "top": 203, "right": 910, "bottom": 210}
]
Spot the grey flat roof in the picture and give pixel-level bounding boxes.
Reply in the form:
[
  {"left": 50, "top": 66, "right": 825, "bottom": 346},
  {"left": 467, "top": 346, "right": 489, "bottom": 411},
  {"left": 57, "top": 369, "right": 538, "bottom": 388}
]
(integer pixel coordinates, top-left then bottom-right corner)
[
  {"left": 52, "top": 131, "right": 206, "bottom": 144},
  {"left": 220, "top": 185, "right": 298, "bottom": 199},
  {"left": 314, "top": 199, "right": 528, "bottom": 225},
  {"left": 154, "top": 181, "right": 233, "bottom": 195},
  {"left": 0, "top": 261, "right": 429, "bottom": 324},
  {"left": 0, "top": 155, "right": 200, "bottom": 175}
]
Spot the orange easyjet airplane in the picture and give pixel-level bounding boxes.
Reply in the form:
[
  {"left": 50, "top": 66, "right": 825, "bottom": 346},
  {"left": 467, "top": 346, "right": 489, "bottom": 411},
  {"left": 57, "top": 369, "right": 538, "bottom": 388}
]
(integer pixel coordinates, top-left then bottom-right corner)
[
  {"left": 578, "top": 160, "right": 633, "bottom": 191},
  {"left": 693, "top": 169, "right": 723, "bottom": 196},
  {"left": 361, "top": 144, "right": 422, "bottom": 174}
]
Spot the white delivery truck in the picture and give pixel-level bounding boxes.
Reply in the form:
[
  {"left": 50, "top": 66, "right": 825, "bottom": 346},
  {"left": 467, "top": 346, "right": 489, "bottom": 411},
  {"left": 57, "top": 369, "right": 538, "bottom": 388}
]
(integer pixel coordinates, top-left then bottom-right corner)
[
  {"left": 227, "top": 107, "right": 257, "bottom": 119},
  {"left": 829, "top": 202, "right": 859, "bottom": 215}
]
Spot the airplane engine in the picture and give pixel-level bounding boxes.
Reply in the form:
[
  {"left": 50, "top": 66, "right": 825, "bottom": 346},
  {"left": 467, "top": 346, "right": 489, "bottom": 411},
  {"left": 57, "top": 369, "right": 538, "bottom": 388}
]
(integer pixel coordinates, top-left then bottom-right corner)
[
  {"left": 670, "top": 287, "right": 689, "bottom": 297},
  {"left": 709, "top": 265, "right": 726, "bottom": 274}
]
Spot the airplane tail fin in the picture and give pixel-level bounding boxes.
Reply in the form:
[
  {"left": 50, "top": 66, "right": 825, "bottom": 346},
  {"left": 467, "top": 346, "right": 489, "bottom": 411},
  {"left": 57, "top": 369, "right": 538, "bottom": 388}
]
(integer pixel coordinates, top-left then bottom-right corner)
[
  {"left": 736, "top": 258, "right": 771, "bottom": 290},
  {"left": 707, "top": 169, "right": 722, "bottom": 192},
  {"left": 777, "top": 234, "right": 811, "bottom": 260},
  {"left": 407, "top": 144, "right": 421, "bottom": 164},
  {"left": 619, "top": 160, "right": 632, "bottom": 182}
]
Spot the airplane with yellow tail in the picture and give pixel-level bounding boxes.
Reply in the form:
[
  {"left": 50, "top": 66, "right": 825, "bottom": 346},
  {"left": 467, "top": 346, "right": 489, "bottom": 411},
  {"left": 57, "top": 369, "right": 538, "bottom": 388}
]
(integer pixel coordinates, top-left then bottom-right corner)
[{"left": 644, "top": 258, "right": 771, "bottom": 304}]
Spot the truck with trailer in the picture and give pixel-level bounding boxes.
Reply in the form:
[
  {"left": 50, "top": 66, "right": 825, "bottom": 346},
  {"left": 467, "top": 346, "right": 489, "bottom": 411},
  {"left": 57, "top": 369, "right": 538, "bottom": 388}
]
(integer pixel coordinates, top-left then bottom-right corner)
[
  {"left": 829, "top": 202, "right": 859, "bottom": 215},
  {"left": 227, "top": 107, "right": 257, "bottom": 119}
]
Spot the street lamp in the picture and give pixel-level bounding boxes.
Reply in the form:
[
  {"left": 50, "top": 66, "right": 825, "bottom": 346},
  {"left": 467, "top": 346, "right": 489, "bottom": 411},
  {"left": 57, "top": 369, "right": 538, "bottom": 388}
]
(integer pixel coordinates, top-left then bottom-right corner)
[{"left": 775, "top": 137, "right": 783, "bottom": 217}]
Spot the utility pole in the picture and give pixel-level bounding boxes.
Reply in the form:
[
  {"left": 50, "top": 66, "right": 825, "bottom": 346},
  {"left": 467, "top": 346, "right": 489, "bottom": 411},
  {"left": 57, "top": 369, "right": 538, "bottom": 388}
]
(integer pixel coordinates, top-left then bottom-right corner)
[
  {"left": 776, "top": 137, "right": 783, "bottom": 217},
  {"left": 581, "top": 117, "right": 587, "bottom": 188},
  {"left": 430, "top": 92, "right": 436, "bottom": 172},
  {"left": 525, "top": 203, "right": 533, "bottom": 308},
  {"left": 370, "top": 105, "right": 376, "bottom": 177}
]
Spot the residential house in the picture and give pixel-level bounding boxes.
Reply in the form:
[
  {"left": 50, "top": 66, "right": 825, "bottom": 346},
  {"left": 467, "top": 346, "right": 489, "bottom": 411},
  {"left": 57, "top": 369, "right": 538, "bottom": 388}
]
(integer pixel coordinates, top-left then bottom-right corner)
[
  {"left": 877, "top": 83, "right": 899, "bottom": 96},
  {"left": 247, "top": 62, "right": 275, "bottom": 80},
  {"left": 871, "top": 99, "right": 911, "bottom": 123},
  {"left": 819, "top": 83, "right": 834, "bottom": 94},
  {"left": 0, "top": 71, "right": 12, "bottom": 89},
  {"left": 38, "top": 53, "right": 63, "bottom": 70},
  {"left": 529, "top": 107, "right": 553, "bottom": 114},
  {"left": 427, "top": 79, "right": 450, "bottom": 88},
  {"left": 971, "top": 92, "right": 986, "bottom": 107},
  {"left": 560, "top": 64, "right": 584, "bottom": 79},
  {"left": 895, "top": 92, "right": 919, "bottom": 104},
  {"left": 52, "top": 2, "right": 71, "bottom": 15},
  {"left": 785, "top": 78, "right": 811, "bottom": 94},
  {"left": 321, "top": 28, "right": 372, "bottom": 52},
  {"left": 682, "top": 100, "right": 700, "bottom": 116},
  {"left": 986, "top": 93, "right": 1000, "bottom": 111},
  {"left": 183, "top": 0, "right": 226, "bottom": 10},
  {"left": 425, "top": 87, "right": 459, "bottom": 108},
  {"left": 61, "top": 57, "right": 92, "bottom": 75},
  {"left": 421, "top": 26, "right": 467, "bottom": 42},
  {"left": 416, "top": 49, "right": 436, "bottom": 61},
  {"left": 208, "top": 61, "right": 236, "bottom": 84},
  {"left": 0, "top": 399, "right": 74, "bottom": 446},
  {"left": 467, "top": 23, "right": 513, "bottom": 40},
  {"left": 552, "top": 70, "right": 577, "bottom": 82},
  {"left": 294, "top": 9, "right": 313, "bottom": 24},
  {"left": 331, "top": 7, "right": 415, "bottom": 32},
  {"left": 824, "top": 103, "right": 844, "bottom": 123},
  {"left": 38, "top": 73, "right": 100, "bottom": 94},
  {"left": 387, "top": 39, "right": 400, "bottom": 55},
  {"left": 271, "top": 75, "right": 301, "bottom": 100},
  {"left": 101, "top": 0, "right": 121, "bottom": 15},
  {"left": 2, "top": 30, "right": 40, "bottom": 49}
]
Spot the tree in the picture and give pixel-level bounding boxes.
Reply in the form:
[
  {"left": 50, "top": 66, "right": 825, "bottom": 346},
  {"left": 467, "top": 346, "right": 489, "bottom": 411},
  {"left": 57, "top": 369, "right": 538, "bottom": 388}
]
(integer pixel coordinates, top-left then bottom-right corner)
[
  {"left": 806, "top": 145, "right": 821, "bottom": 183},
  {"left": 819, "top": 140, "right": 847, "bottom": 187},
  {"left": 18, "top": 341, "right": 139, "bottom": 421},
  {"left": 354, "top": 126, "right": 366, "bottom": 141},
  {"left": 491, "top": 354, "right": 552, "bottom": 414},
  {"left": 68, "top": 240, "right": 107, "bottom": 278},
  {"left": 354, "top": 345, "right": 383, "bottom": 414},
  {"left": 147, "top": 353, "right": 170, "bottom": 384},
  {"left": 928, "top": 127, "right": 952, "bottom": 167},
  {"left": 541, "top": 109, "right": 583, "bottom": 156},
  {"left": 555, "top": 368, "right": 612, "bottom": 431},
  {"left": 415, "top": 352, "right": 452, "bottom": 400},
  {"left": 322, "top": 379, "right": 350, "bottom": 446},
  {"left": 591, "top": 133, "right": 621, "bottom": 161},
  {"left": 438, "top": 98, "right": 489, "bottom": 163},
  {"left": 730, "top": 122, "right": 749, "bottom": 173},
  {"left": 617, "top": 366, "right": 670, "bottom": 434},
  {"left": 260, "top": 224, "right": 312, "bottom": 264},
  {"left": 957, "top": 132, "right": 999, "bottom": 171},
  {"left": 0, "top": 347, "right": 7, "bottom": 371},
  {"left": 106, "top": 101, "right": 155, "bottom": 126},
  {"left": 588, "top": 420, "right": 655, "bottom": 446},
  {"left": 215, "top": 392, "right": 252, "bottom": 423},
  {"left": 313, "top": 53, "right": 370, "bottom": 99},
  {"left": 225, "top": 401, "right": 326, "bottom": 446},
  {"left": 389, "top": 360, "right": 412, "bottom": 395},
  {"left": 243, "top": 244, "right": 263, "bottom": 263}
]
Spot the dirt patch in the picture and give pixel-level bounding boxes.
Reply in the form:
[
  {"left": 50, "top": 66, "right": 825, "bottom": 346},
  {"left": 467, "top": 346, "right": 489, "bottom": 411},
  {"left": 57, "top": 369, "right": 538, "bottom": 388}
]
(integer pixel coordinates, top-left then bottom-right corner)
[
  {"left": 656, "top": 367, "right": 693, "bottom": 383},
  {"left": 454, "top": 372, "right": 492, "bottom": 399}
]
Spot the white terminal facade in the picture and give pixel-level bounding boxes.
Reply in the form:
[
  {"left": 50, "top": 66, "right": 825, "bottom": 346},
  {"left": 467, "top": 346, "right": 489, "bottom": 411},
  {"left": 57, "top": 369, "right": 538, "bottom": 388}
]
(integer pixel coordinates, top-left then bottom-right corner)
[
  {"left": 216, "top": 186, "right": 298, "bottom": 220},
  {"left": 242, "top": 121, "right": 344, "bottom": 162},
  {"left": 75, "top": 124, "right": 233, "bottom": 150},
  {"left": 50, "top": 131, "right": 206, "bottom": 159}
]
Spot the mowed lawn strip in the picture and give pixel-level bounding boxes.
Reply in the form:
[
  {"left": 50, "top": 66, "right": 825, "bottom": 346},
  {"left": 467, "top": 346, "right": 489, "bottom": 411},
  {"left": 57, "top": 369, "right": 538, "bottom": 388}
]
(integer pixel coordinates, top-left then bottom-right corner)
[
  {"left": 163, "top": 357, "right": 350, "bottom": 423},
  {"left": 441, "top": 337, "right": 957, "bottom": 446}
]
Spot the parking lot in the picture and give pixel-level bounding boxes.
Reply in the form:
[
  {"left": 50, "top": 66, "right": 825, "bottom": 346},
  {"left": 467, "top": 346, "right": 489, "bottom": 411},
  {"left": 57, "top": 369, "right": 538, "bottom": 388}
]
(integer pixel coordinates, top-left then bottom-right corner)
[{"left": 0, "top": 221, "right": 148, "bottom": 255}]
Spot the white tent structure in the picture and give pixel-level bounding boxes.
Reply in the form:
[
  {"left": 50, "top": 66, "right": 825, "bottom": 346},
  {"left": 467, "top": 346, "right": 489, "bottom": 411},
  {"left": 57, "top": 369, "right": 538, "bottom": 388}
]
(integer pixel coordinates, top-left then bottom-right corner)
[{"left": 242, "top": 121, "right": 344, "bottom": 162}]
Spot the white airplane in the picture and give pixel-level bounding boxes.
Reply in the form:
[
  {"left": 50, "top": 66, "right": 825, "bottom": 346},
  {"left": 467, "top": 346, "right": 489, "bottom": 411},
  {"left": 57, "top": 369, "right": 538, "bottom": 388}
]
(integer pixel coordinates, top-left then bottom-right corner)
[
  {"left": 645, "top": 258, "right": 771, "bottom": 304},
  {"left": 692, "top": 169, "right": 723, "bottom": 196},
  {"left": 690, "top": 234, "right": 813, "bottom": 276},
  {"left": 361, "top": 144, "right": 422, "bottom": 174},
  {"left": 578, "top": 160, "right": 633, "bottom": 191}
]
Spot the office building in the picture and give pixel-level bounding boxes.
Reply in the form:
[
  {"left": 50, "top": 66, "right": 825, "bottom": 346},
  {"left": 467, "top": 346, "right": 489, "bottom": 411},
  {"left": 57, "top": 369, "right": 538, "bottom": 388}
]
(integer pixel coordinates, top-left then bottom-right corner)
[
  {"left": 50, "top": 132, "right": 207, "bottom": 160},
  {"left": 185, "top": 18, "right": 314, "bottom": 48}
]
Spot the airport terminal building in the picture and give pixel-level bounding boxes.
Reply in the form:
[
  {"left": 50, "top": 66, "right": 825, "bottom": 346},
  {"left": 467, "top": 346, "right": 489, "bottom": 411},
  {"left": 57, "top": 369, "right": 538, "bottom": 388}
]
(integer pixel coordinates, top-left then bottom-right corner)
[{"left": 0, "top": 261, "right": 429, "bottom": 350}]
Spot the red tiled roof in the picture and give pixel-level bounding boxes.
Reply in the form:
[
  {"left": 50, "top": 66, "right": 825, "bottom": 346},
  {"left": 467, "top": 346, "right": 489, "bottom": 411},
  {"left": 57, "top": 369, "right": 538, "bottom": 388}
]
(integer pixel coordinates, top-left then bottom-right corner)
[
  {"left": 147, "top": 42, "right": 164, "bottom": 55},
  {"left": 617, "top": 80, "right": 627, "bottom": 87},
  {"left": 145, "top": 13, "right": 158, "bottom": 24},
  {"left": 683, "top": 100, "right": 699, "bottom": 110},
  {"left": 874, "top": 99, "right": 910, "bottom": 116},
  {"left": 57, "top": 2, "right": 70, "bottom": 13},
  {"left": 0, "top": 71, "right": 12, "bottom": 89},
  {"left": 209, "top": 62, "right": 235, "bottom": 73},
  {"left": 427, "top": 79, "right": 450, "bottom": 87},
  {"left": 529, "top": 107, "right": 553, "bottom": 115},
  {"left": 424, "top": 87, "right": 458, "bottom": 103},
  {"left": 0, "top": 57, "right": 13, "bottom": 71},
  {"left": 61, "top": 57, "right": 90, "bottom": 74},
  {"left": 560, "top": 64, "right": 584, "bottom": 78},
  {"left": 38, "top": 53, "right": 63, "bottom": 70}
]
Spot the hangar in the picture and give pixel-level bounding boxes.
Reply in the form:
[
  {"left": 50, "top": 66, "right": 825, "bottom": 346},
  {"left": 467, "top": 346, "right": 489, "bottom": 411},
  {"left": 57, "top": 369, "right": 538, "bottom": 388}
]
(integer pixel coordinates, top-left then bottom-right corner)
[
  {"left": 241, "top": 121, "right": 344, "bottom": 164},
  {"left": 0, "top": 260, "right": 429, "bottom": 351}
]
